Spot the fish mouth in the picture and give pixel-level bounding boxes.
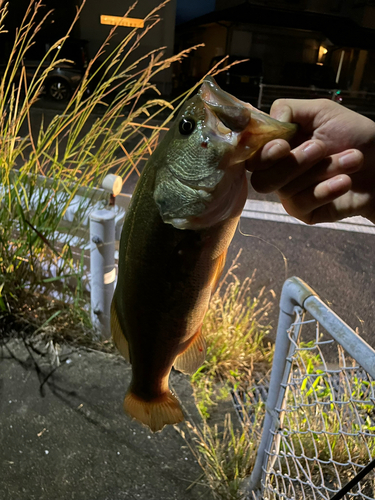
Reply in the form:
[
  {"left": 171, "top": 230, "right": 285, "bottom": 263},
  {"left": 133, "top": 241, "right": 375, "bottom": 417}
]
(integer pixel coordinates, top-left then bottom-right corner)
[
  {"left": 200, "top": 76, "right": 251, "bottom": 133},
  {"left": 200, "top": 76, "right": 297, "bottom": 156}
]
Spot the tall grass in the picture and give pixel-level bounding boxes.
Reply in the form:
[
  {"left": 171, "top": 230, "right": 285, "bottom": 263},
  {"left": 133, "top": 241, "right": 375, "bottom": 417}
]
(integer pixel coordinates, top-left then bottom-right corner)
[
  {"left": 0, "top": 0, "right": 200, "bottom": 339},
  {"left": 181, "top": 254, "right": 275, "bottom": 499}
]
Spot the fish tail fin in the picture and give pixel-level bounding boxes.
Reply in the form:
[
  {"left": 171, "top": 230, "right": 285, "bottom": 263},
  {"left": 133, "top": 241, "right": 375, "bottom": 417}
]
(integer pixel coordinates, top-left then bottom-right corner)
[{"left": 124, "top": 390, "right": 184, "bottom": 432}]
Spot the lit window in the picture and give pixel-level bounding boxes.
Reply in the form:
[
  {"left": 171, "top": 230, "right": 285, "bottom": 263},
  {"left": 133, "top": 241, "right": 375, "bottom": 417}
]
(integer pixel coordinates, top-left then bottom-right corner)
[{"left": 318, "top": 46, "right": 328, "bottom": 62}]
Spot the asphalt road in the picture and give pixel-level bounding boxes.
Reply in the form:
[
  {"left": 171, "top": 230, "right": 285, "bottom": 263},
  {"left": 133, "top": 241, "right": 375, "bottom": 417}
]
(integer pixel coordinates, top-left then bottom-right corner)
[
  {"left": 0, "top": 340, "right": 211, "bottom": 500},
  {"left": 227, "top": 201, "right": 375, "bottom": 348}
]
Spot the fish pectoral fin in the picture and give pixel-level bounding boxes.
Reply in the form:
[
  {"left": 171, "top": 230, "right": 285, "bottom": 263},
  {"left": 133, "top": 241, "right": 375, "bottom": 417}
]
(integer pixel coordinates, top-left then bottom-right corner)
[
  {"left": 111, "top": 300, "right": 131, "bottom": 363},
  {"left": 173, "top": 328, "right": 206, "bottom": 375},
  {"left": 124, "top": 390, "right": 184, "bottom": 433},
  {"left": 211, "top": 249, "right": 227, "bottom": 291}
]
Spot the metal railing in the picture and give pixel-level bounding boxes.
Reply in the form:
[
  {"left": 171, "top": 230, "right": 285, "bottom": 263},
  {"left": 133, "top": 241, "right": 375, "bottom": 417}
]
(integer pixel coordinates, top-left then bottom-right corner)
[
  {"left": 8, "top": 172, "right": 132, "bottom": 337},
  {"left": 257, "top": 84, "right": 375, "bottom": 117},
  {"left": 257, "top": 84, "right": 335, "bottom": 111},
  {"left": 241, "top": 277, "right": 375, "bottom": 499}
]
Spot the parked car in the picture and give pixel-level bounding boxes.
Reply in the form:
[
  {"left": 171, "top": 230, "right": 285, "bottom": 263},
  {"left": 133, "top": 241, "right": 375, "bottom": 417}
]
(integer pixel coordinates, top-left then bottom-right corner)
[
  {"left": 281, "top": 62, "right": 336, "bottom": 89},
  {"left": 0, "top": 38, "right": 89, "bottom": 101},
  {"left": 209, "top": 55, "right": 263, "bottom": 103}
]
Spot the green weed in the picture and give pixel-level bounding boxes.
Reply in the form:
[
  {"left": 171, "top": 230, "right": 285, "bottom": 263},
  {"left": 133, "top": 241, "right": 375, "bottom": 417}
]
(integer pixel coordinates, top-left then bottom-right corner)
[{"left": 284, "top": 344, "right": 375, "bottom": 467}]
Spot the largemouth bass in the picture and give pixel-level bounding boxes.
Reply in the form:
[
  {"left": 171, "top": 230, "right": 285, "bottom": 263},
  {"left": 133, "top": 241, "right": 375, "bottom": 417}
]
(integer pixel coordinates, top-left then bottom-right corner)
[{"left": 111, "top": 77, "right": 296, "bottom": 432}]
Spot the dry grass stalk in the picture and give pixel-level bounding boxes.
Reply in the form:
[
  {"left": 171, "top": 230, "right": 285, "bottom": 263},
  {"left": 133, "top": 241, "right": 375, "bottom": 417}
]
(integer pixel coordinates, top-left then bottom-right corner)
[
  {"left": 177, "top": 410, "right": 265, "bottom": 500},
  {"left": 0, "top": 0, "right": 202, "bottom": 339}
]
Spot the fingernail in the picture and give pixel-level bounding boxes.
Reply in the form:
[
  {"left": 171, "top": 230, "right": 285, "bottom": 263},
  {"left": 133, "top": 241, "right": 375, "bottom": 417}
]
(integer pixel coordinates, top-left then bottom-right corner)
[
  {"left": 338, "top": 150, "right": 361, "bottom": 168},
  {"left": 327, "top": 176, "right": 346, "bottom": 191},
  {"left": 302, "top": 141, "right": 324, "bottom": 161}
]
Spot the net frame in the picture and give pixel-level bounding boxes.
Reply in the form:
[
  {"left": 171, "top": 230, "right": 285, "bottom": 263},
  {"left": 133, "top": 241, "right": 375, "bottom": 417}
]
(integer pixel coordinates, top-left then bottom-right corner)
[{"left": 244, "top": 277, "right": 375, "bottom": 500}]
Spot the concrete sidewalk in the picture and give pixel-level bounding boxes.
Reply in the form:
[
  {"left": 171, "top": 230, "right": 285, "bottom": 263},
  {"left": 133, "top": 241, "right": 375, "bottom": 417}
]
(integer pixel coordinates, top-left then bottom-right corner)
[{"left": 0, "top": 339, "right": 212, "bottom": 500}]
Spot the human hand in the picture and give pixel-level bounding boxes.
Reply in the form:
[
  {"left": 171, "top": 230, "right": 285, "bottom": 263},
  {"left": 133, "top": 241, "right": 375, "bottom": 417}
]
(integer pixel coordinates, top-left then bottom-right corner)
[{"left": 246, "top": 99, "right": 375, "bottom": 224}]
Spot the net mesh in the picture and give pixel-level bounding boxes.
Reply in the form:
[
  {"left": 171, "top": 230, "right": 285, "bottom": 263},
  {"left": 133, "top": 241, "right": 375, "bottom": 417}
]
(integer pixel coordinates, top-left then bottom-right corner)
[
  {"left": 261, "top": 313, "right": 375, "bottom": 500},
  {"left": 232, "top": 309, "right": 375, "bottom": 500}
]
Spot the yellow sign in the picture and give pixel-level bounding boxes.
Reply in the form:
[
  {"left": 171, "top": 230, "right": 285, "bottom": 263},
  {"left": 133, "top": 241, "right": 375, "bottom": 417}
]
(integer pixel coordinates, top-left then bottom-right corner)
[{"left": 100, "top": 15, "right": 144, "bottom": 28}]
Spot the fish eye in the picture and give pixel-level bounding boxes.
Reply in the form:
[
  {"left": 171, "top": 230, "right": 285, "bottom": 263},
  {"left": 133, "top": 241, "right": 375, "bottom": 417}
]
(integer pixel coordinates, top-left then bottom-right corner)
[{"left": 179, "top": 117, "right": 196, "bottom": 135}]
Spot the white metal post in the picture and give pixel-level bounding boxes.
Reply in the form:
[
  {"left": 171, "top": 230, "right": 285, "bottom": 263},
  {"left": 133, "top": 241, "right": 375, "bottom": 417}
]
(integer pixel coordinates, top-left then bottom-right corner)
[
  {"left": 244, "top": 277, "right": 317, "bottom": 495},
  {"left": 90, "top": 208, "right": 116, "bottom": 338}
]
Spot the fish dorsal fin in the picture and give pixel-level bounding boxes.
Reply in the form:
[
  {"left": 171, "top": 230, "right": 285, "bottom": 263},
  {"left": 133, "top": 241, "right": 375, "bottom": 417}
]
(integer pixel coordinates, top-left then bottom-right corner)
[
  {"left": 173, "top": 328, "right": 206, "bottom": 375},
  {"left": 111, "top": 300, "right": 131, "bottom": 363}
]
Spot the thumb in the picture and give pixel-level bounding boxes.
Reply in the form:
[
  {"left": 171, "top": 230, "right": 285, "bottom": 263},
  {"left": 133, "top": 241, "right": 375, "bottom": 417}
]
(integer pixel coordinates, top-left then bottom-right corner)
[
  {"left": 270, "top": 101, "right": 293, "bottom": 122},
  {"left": 269, "top": 98, "right": 328, "bottom": 130}
]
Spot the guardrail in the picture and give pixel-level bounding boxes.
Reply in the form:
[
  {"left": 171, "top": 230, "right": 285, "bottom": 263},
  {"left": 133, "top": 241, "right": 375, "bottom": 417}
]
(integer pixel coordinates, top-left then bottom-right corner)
[{"left": 8, "top": 172, "right": 132, "bottom": 337}]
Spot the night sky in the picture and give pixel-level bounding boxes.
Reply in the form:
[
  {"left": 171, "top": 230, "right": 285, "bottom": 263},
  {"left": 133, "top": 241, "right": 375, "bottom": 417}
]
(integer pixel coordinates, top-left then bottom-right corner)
[{"left": 176, "top": 0, "right": 215, "bottom": 25}]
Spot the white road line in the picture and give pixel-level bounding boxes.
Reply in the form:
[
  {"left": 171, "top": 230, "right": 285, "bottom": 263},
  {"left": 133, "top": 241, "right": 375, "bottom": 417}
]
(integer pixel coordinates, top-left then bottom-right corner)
[{"left": 241, "top": 200, "right": 375, "bottom": 235}]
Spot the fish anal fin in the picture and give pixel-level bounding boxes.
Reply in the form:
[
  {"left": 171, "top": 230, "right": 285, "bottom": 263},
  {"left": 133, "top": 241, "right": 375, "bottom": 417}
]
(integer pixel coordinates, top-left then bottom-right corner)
[
  {"left": 173, "top": 329, "right": 206, "bottom": 375},
  {"left": 111, "top": 300, "right": 131, "bottom": 363},
  {"left": 124, "top": 390, "right": 184, "bottom": 432}
]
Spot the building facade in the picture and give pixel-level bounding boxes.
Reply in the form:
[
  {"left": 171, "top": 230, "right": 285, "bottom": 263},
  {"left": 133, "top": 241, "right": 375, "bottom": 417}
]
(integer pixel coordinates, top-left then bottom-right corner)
[{"left": 175, "top": 0, "right": 375, "bottom": 92}]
